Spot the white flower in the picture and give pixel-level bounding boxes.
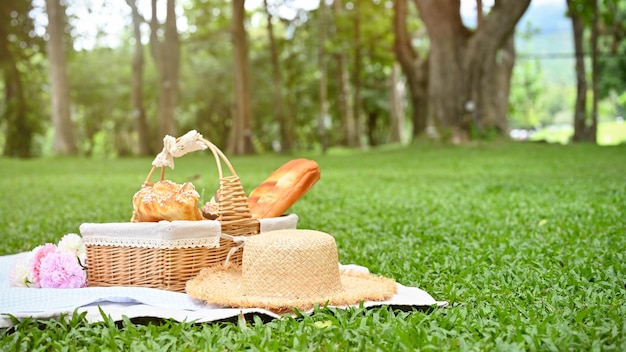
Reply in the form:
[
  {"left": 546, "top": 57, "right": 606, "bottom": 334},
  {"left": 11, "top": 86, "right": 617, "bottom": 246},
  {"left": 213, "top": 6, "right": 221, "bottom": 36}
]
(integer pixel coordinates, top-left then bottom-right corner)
[
  {"left": 9, "top": 255, "right": 33, "bottom": 287},
  {"left": 58, "top": 233, "right": 87, "bottom": 267},
  {"left": 58, "top": 233, "right": 86, "bottom": 259}
]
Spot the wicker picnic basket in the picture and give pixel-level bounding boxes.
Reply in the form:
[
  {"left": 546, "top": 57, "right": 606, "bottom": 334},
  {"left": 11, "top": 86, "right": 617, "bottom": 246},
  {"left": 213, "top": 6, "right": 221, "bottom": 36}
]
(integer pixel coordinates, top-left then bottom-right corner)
[{"left": 80, "top": 132, "right": 297, "bottom": 292}]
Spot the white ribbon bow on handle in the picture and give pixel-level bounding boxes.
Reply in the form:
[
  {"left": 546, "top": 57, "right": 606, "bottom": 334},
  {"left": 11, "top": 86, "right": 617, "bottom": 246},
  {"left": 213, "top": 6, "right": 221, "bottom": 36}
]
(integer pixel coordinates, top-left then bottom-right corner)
[{"left": 152, "top": 130, "right": 208, "bottom": 169}]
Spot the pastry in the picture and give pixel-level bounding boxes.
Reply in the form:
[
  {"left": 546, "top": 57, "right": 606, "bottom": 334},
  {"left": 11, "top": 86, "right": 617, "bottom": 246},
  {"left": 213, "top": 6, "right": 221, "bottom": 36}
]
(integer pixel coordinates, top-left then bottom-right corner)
[
  {"left": 132, "top": 180, "right": 203, "bottom": 222},
  {"left": 248, "top": 159, "right": 320, "bottom": 219},
  {"left": 201, "top": 193, "right": 219, "bottom": 220}
]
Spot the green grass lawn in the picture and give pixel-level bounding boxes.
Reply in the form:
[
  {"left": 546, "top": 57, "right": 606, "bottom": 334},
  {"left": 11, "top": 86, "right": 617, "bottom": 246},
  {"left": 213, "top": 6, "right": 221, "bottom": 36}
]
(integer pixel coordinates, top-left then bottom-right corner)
[{"left": 1, "top": 142, "right": 625, "bottom": 350}]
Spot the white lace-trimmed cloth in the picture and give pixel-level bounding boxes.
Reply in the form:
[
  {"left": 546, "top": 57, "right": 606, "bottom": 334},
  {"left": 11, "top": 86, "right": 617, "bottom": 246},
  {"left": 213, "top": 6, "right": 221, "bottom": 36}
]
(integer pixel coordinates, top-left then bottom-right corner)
[
  {"left": 80, "top": 214, "right": 299, "bottom": 249},
  {"left": 80, "top": 220, "right": 221, "bottom": 249},
  {"left": 152, "top": 130, "right": 208, "bottom": 169}
]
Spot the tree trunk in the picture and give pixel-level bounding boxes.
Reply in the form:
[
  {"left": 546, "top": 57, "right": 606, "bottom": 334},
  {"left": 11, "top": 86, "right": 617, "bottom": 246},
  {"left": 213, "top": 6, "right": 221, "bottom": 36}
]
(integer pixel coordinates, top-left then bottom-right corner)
[
  {"left": 45, "top": 0, "right": 77, "bottom": 155},
  {"left": 149, "top": 0, "right": 179, "bottom": 139},
  {"left": 414, "top": 0, "right": 529, "bottom": 142},
  {"left": 393, "top": 0, "right": 427, "bottom": 140},
  {"left": 2, "top": 58, "right": 32, "bottom": 157},
  {"left": 389, "top": 63, "right": 406, "bottom": 144},
  {"left": 466, "top": 0, "right": 529, "bottom": 138},
  {"left": 589, "top": 0, "right": 598, "bottom": 143},
  {"left": 351, "top": 0, "right": 363, "bottom": 147},
  {"left": 567, "top": 0, "right": 588, "bottom": 142},
  {"left": 413, "top": 0, "right": 468, "bottom": 142},
  {"left": 229, "top": 0, "right": 254, "bottom": 155},
  {"left": 126, "top": 0, "right": 151, "bottom": 155},
  {"left": 477, "top": 32, "right": 515, "bottom": 137},
  {"left": 494, "top": 34, "right": 515, "bottom": 133},
  {"left": 263, "top": 0, "right": 290, "bottom": 153},
  {"left": 367, "top": 111, "right": 379, "bottom": 146},
  {"left": 415, "top": 57, "right": 429, "bottom": 137},
  {"left": 567, "top": 0, "right": 587, "bottom": 142},
  {"left": 333, "top": 0, "right": 356, "bottom": 147},
  {"left": 318, "top": 0, "right": 329, "bottom": 153},
  {"left": 336, "top": 52, "right": 355, "bottom": 146}
]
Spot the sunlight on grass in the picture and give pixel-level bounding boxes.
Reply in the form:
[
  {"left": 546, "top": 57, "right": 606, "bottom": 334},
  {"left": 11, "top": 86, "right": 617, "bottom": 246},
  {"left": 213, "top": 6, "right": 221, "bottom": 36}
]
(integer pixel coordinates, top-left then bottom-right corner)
[
  {"left": 597, "top": 120, "right": 626, "bottom": 145},
  {"left": 530, "top": 120, "right": 626, "bottom": 145}
]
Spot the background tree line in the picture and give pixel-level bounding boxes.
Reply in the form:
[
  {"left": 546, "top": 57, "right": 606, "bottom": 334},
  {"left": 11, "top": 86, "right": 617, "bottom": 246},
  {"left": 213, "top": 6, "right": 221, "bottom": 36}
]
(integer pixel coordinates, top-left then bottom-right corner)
[{"left": 1, "top": 0, "right": 625, "bottom": 158}]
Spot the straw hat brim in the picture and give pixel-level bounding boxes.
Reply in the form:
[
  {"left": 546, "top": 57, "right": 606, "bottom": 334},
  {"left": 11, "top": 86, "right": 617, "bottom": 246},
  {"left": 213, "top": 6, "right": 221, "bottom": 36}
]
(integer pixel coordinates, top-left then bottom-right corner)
[{"left": 186, "top": 265, "right": 398, "bottom": 313}]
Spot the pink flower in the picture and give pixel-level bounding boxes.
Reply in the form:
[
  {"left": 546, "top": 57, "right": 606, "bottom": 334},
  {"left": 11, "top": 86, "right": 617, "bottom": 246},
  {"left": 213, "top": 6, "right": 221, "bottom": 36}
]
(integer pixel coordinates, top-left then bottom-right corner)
[
  {"left": 38, "top": 251, "right": 87, "bottom": 289},
  {"left": 28, "top": 243, "right": 57, "bottom": 287}
]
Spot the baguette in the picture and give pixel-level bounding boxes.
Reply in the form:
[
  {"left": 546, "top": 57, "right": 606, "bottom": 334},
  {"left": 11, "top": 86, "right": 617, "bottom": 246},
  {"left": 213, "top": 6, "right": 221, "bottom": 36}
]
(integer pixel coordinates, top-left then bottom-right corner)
[{"left": 248, "top": 159, "right": 320, "bottom": 219}]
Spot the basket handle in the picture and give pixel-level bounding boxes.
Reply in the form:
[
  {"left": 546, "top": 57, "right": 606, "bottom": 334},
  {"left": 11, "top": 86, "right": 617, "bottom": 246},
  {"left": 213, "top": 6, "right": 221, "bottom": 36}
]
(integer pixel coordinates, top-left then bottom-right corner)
[{"left": 141, "top": 132, "right": 237, "bottom": 187}]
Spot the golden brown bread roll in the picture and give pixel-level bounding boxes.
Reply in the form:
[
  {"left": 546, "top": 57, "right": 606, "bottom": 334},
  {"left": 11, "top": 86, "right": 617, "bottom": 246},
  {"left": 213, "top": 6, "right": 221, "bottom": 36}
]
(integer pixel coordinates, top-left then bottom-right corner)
[
  {"left": 132, "top": 180, "right": 204, "bottom": 222},
  {"left": 248, "top": 159, "right": 320, "bottom": 219}
]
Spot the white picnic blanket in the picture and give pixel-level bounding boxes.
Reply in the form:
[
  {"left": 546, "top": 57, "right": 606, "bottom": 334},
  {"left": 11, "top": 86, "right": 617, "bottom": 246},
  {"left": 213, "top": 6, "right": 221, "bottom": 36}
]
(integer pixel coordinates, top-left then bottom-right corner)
[{"left": 0, "top": 252, "right": 447, "bottom": 327}]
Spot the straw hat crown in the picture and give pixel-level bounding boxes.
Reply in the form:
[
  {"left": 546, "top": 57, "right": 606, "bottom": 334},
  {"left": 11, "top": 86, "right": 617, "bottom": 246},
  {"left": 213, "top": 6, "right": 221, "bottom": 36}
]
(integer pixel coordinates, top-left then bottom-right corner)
[{"left": 241, "top": 230, "right": 342, "bottom": 299}]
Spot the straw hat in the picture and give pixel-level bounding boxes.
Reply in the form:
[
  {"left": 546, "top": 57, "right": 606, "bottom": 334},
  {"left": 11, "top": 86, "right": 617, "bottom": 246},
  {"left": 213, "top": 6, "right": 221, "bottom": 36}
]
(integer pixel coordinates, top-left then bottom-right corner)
[{"left": 186, "top": 229, "right": 397, "bottom": 313}]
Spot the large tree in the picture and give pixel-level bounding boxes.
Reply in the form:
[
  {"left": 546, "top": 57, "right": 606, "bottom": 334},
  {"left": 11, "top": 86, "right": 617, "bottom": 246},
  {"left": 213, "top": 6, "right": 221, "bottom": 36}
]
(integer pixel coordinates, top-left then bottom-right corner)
[
  {"left": 568, "top": 0, "right": 626, "bottom": 143},
  {"left": 566, "top": 0, "right": 599, "bottom": 144},
  {"left": 388, "top": 63, "right": 406, "bottom": 144},
  {"left": 149, "top": 0, "right": 180, "bottom": 139},
  {"left": 46, "top": 0, "right": 77, "bottom": 155},
  {"left": 318, "top": 0, "right": 329, "bottom": 153},
  {"left": 229, "top": 0, "right": 254, "bottom": 155},
  {"left": 126, "top": 0, "right": 152, "bottom": 155},
  {"left": 393, "top": 0, "right": 428, "bottom": 140},
  {"left": 351, "top": 0, "right": 363, "bottom": 147},
  {"left": 332, "top": 0, "right": 357, "bottom": 147},
  {"left": 0, "top": 0, "right": 42, "bottom": 157},
  {"left": 413, "top": 0, "right": 530, "bottom": 142},
  {"left": 567, "top": 0, "right": 589, "bottom": 142},
  {"left": 263, "top": 0, "right": 291, "bottom": 153}
]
